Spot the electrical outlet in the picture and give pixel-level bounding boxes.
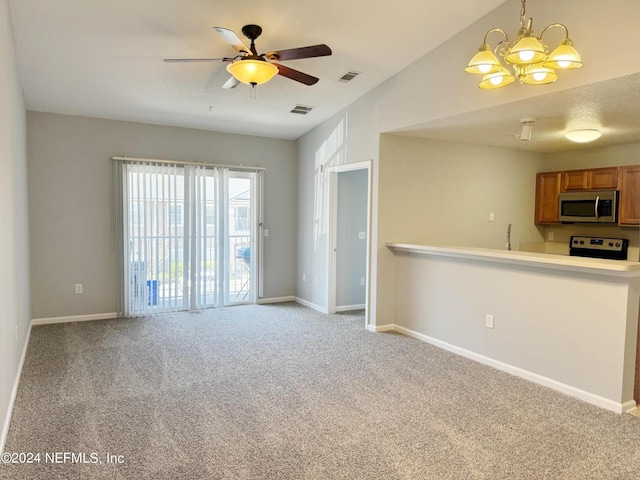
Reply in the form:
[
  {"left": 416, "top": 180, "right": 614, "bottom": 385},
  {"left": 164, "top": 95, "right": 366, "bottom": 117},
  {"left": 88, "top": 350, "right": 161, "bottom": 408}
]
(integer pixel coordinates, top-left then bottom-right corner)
[
  {"left": 314, "top": 277, "right": 319, "bottom": 286},
  {"left": 489, "top": 212, "right": 495, "bottom": 222},
  {"left": 486, "top": 314, "right": 494, "bottom": 329},
  {"left": 264, "top": 229, "right": 269, "bottom": 237},
  {"left": 358, "top": 231, "right": 366, "bottom": 240},
  {"left": 302, "top": 273, "right": 306, "bottom": 282},
  {"left": 75, "top": 283, "right": 83, "bottom": 294},
  {"left": 14, "top": 325, "right": 18, "bottom": 341},
  {"left": 547, "top": 231, "right": 554, "bottom": 241},
  {"left": 360, "top": 277, "right": 365, "bottom": 286}
]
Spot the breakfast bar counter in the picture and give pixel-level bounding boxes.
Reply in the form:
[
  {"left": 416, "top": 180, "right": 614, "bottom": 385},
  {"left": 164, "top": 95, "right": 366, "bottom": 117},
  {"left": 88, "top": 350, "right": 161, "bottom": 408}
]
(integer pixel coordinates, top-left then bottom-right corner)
[
  {"left": 385, "top": 242, "right": 640, "bottom": 414},
  {"left": 386, "top": 243, "right": 640, "bottom": 277}
]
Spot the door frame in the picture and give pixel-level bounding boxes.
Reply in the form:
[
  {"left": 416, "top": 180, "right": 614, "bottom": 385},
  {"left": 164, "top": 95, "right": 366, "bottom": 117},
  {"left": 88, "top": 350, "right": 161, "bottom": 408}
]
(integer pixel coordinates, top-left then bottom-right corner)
[
  {"left": 634, "top": 296, "right": 640, "bottom": 404},
  {"left": 327, "top": 160, "right": 372, "bottom": 328},
  {"left": 224, "top": 170, "right": 258, "bottom": 306}
]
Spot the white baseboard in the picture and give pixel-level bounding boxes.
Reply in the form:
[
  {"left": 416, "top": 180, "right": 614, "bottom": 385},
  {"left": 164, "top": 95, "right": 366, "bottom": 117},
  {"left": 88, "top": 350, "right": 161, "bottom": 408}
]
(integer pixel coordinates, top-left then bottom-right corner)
[
  {"left": 366, "top": 323, "right": 394, "bottom": 333},
  {"left": 620, "top": 400, "right": 638, "bottom": 414},
  {"left": 294, "top": 297, "right": 328, "bottom": 314},
  {"left": 257, "top": 296, "right": 296, "bottom": 305},
  {"left": 335, "top": 304, "right": 365, "bottom": 312},
  {"left": 390, "top": 324, "right": 632, "bottom": 415},
  {"left": 1, "top": 323, "right": 32, "bottom": 454},
  {"left": 31, "top": 312, "right": 118, "bottom": 326}
]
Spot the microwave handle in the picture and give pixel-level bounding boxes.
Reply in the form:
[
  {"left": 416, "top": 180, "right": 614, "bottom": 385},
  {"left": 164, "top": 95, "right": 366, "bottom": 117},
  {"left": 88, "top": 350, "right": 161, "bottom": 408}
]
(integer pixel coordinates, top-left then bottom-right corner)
[{"left": 594, "top": 196, "right": 600, "bottom": 219}]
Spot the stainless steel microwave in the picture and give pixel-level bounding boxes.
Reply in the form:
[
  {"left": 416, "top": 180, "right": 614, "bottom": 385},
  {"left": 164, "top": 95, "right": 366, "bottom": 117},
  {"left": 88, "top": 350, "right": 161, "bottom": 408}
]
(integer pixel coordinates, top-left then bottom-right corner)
[{"left": 558, "top": 190, "right": 618, "bottom": 223}]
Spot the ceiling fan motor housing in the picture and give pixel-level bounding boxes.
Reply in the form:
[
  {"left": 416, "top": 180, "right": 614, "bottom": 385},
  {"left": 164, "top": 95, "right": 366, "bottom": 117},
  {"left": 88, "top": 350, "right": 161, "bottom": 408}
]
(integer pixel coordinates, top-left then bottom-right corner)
[{"left": 242, "top": 24, "right": 263, "bottom": 40}]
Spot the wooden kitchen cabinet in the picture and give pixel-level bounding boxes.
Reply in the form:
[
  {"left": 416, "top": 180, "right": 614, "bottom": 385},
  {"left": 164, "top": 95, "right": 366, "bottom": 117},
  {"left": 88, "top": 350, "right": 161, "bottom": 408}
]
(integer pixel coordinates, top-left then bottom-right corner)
[
  {"left": 618, "top": 165, "right": 640, "bottom": 226},
  {"left": 562, "top": 167, "right": 618, "bottom": 191},
  {"left": 590, "top": 167, "right": 618, "bottom": 189},
  {"left": 535, "top": 171, "right": 562, "bottom": 224},
  {"left": 562, "top": 169, "right": 588, "bottom": 190}
]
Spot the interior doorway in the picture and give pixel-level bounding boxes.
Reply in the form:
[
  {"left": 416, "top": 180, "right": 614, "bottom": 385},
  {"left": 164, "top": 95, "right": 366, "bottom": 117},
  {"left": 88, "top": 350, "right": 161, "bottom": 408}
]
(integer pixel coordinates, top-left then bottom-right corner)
[{"left": 327, "top": 161, "right": 372, "bottom": 328}]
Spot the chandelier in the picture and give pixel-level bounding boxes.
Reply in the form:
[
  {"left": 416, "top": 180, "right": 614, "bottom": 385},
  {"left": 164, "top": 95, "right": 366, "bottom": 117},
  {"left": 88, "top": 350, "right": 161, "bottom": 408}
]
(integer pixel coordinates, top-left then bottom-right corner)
[{"left": 465, "top": 0, "right": 583, "bottom": 90}]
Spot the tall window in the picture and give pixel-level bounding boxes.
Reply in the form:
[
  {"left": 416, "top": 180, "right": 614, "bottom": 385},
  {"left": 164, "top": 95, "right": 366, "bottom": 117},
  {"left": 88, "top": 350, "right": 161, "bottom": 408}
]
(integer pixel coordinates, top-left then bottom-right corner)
[{"left": 114, "top": 161, "right": 260, "bottom": 316}]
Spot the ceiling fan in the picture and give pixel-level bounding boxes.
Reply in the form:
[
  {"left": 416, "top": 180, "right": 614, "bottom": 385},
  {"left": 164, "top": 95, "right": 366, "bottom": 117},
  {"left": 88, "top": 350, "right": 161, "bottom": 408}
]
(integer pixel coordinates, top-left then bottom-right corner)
[{"left": 164, "top": 24, "right": 332, "bottom": 89}]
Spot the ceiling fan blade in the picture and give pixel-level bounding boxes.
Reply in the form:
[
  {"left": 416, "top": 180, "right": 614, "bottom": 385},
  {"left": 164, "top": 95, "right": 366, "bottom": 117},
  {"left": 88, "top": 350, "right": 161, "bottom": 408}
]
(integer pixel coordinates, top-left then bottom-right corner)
[
  {"left": 273, "top": 63, "right": 319, "bottom": 86},
  {"left": 163, "top": 57, "right": 232, "bottom": 63},
  {"left": 222, "top": 76, "right": 240, "bottom": 89},
  {"left": 214, "top": 27, "right": 251, "bottom": 55},
  {"left": 265, "top": 44, "right": 332, "bottom": 61}
]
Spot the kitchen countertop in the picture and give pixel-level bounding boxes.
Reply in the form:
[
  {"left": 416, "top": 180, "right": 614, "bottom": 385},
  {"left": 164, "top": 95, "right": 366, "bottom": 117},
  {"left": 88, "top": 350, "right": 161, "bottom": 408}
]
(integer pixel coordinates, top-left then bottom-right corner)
[{"left": 386, "top": 243, "right": 640, "bottom": 278}]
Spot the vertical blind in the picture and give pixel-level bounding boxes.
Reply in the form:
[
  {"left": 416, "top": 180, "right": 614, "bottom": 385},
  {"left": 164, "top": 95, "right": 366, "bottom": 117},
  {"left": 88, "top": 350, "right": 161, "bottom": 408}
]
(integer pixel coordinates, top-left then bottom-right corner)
[{"left": 112, "top": 158, "right": 262, "bottom": 317}]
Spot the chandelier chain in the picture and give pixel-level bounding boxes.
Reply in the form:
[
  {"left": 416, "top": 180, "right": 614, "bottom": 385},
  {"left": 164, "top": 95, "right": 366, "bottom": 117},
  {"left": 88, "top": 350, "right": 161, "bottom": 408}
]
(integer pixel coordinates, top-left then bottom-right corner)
[{"left": 520, "top": 0, "right": 527, "bottom": 26}]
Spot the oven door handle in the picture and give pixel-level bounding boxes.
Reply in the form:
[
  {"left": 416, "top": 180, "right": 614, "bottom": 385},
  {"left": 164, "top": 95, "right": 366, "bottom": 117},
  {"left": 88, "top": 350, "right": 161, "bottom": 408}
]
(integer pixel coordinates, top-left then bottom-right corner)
[{"left": 594, "top": 196, "right": 600, "bottom": 219}]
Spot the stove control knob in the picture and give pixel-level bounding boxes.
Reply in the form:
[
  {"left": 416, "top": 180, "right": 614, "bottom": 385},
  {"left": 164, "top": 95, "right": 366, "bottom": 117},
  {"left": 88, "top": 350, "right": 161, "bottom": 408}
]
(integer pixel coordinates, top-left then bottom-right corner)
[
  {"left": 609, "top": 242, "right": 614, "bottom": 247},
  {"left": 616, "top": 243, "right": 621, "bottom": 247},
  {"left": 579, "top": 240, "right": 585, "bottom": 245}
]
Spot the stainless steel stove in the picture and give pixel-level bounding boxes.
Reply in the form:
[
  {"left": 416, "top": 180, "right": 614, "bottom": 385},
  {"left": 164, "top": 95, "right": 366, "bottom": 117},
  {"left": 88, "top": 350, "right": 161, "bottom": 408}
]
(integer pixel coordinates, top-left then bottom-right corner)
[{"left": 569, "top": 236, "right": 628, "bottom": 261}]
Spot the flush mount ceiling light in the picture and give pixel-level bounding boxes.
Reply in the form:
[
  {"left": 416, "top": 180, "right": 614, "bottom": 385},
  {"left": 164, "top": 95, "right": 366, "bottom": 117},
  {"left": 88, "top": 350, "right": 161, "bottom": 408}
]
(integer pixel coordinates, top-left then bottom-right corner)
[
  {"left": 465, "top": 0, "right": 583, "bottom": 90},
  {"left": 227, "top": 59, "right": 279, "bottom": 86},
  {"left": 565, "top": 129, "right": 601, "bottom": 143}
]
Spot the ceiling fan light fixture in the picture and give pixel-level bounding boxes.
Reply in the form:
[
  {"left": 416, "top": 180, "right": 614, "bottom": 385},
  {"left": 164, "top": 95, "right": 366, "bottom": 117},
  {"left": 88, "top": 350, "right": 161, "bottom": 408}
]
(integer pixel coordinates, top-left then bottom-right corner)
[
  {"left": 227, "top": 59, "right": 279, "bottom": 85},
  {"left": 565, "top": 129, "right": 601, "bottom": 143}
]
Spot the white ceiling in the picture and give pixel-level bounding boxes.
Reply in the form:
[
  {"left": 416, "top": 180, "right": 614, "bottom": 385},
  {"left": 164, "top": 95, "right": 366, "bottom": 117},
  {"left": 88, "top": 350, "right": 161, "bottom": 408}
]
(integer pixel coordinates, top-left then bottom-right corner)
[
  {"left": 391, "top": 73, "right": 640, "bottom": 153},
  {"left": 7, "top": 0, "right": 507, "bottom": 140}
]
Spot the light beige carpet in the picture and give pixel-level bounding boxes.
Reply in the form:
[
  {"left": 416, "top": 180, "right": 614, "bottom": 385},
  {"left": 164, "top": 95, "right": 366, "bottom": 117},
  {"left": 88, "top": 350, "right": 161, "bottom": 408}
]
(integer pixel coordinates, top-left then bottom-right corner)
[{"left": 2, "top": 303, "right": 640, "bottom": 479}]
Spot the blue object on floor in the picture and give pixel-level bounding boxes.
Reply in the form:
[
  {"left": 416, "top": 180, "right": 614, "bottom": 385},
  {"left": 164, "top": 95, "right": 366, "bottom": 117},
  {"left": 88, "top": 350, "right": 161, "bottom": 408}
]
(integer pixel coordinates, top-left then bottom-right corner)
[{"left": 147, "top": 280, "right": 158, "bottom": 306}]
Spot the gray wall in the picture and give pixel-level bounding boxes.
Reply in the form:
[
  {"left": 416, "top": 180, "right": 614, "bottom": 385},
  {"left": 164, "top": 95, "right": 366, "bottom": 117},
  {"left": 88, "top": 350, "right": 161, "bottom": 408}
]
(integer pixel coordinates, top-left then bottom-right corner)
[
  {"left": 0, "top": 0, "right": 30, "bottom": 449},
  {"left": 375, "top": 135, "right": 546, "bottom": 324},
  {"left": 296, "top": 0, "right": 640, "bottom": 325},
  {"left": 28, "top": 112, "right": 297, "bottom": 319},
  {"left": 336, "top": 169, "right": 367, "bottom": 308},
  {"left": 296, "top": 94, "right": 381, "bottom": 312}
]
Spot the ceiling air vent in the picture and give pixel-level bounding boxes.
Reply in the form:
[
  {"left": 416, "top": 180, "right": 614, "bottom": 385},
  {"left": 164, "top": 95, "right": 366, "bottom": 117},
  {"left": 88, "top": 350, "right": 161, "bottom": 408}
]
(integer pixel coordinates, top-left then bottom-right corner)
[
  {"left": 290, "top": 104, "right": 314, "bottom": 115},
  {"left": 339, "top": 71, "right": 360, "bottom": 82}
]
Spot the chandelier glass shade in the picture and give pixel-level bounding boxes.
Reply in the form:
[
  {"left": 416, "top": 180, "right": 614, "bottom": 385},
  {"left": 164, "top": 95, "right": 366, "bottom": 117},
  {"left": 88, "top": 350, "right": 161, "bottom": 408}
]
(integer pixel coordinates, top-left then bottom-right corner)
[
  {"left": 465, "top": 0, "right": 583, "bottom": 89},
  {"left": 479, "top": 67, "right": 516, "bottom": 90},
  {"left": 227, "top": 59, "right": 279, "bottom": 85}
]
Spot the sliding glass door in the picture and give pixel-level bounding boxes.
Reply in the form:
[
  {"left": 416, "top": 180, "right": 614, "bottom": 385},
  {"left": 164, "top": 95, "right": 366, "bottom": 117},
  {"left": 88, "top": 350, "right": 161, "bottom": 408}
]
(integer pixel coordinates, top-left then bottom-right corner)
[
  {"left": 225, "top": 172, "right": 256, "bottom": 305},
  {"left": 120, "top": 162, "right": 258, "bottom": 316}
]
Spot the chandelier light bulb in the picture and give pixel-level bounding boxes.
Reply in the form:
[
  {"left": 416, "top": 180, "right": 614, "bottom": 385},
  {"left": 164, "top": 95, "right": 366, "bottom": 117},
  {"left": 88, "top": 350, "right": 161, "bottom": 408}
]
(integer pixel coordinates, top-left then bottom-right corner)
[
  {"left": 479, "top": 64, "right": 492, "bottom": 74},
  {"left": 479, "top": 67, "right": 516, "bottom": 89},
  {"left": 519, "top": 50, "right": 535, "bottom": 62},
  {"left": 533, "top": 71, "right": 547, "bottom": 81}
]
